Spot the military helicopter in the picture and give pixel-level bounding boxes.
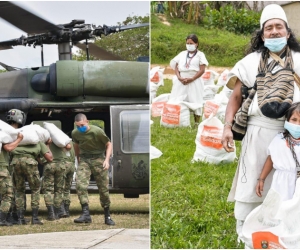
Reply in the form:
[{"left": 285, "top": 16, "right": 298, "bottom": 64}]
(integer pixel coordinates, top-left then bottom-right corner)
[{"left": 0, "top": 1, "right": 149, "bottom": 198}]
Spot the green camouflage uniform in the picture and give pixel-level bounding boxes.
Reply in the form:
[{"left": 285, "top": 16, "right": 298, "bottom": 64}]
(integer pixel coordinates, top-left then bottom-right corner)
[
  {"left": 72, "top": 125, "right": 110, "bottom": 207},
  {"left": 42, "top": 143, "right": 68, "bottom": 208},
  {"left": 11, "top": 142, "right": 49, "bottom": 210},
  {"left": 63, "top": 143, "right": 75, "bottom": 205},
  {"left": 0, "top": 149, "right": 13, "bottom": 213}
]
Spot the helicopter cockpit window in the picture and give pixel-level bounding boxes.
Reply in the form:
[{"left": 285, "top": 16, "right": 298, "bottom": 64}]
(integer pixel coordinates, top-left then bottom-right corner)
[{"left": 120, "top": 110, "right": 149, "bottom": 154}]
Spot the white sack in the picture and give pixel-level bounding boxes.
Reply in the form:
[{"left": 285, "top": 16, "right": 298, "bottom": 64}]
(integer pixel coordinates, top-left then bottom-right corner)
[
  {"left": 201, "top": 70, "right": 219, "bottom": 85},
  {"left": 150, "top": 82, "right": 160, "bottom": 103},
  {"left": 241, "top": 178, "right": 300, "bottom": 249},
  {"left": 43, "top": 122, "right": 72, "bottom": 147},
  {"left": 150, "top": 66, "right": 165, "bottom": 86},
  {"left": 0, "top": 120, "right": 18, "bottom": 139},
  {"left": 203, "top": 85, "right": 220, "bottom": 101},
  {"left": 32, "top": 124, "right": 51, "bottom": 143},
  {"left": 213, "top": 94, "right": 229, "bottom": 123},
  {"left": 192, "top": 115, "right": 236, "bottom": 164},
  {"left": 216, "top": 69, "right": 230, "bottom": 87},
  {"left": 160, "top": 101, "right": 190, "bottom": 128},
  {"left": 151, "top": 93, "right": 171, "bottom": 117},
  {"left": 202, "top": 100, "right": 220, "bottom": 120},
  {"left": 220, "top": 85, "right": 233, "bottom": 99},
  {"left": 17, "top": 125, "right": 40, "bottom": 145},
  {"left": 0, "top": 131, "right": 14, "bottom": 144},
  {"left": 150, "top": 145, "right": 163, "bottom": 160}
]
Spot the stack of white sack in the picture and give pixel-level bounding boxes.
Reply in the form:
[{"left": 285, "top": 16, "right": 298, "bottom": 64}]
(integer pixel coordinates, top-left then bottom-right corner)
[
  {"left": 216, "top": 69, "right": 230, "bottom": 87},
  {"left": 202, "top": 100, "right": 220, "bottom": 121},
  {"left": 201, "top": 70, "right": 219, "bottom": 85},
  {"left": 151, "top": 93, "right": 170, "bottom": 117},
  {"left": 241, "top": 178, "right": 300, "bottom": 249},
  {"left": 43, "top": 122, "right": 72, "bottom": 147},
  {"left": 160, "top": 95, "right": 202, "bottom": 128},
  {"left": 203, "top": 84, "right": 220, "bottom": 101},
  {"left": 0, "top": 120, "right": 19, "bottom": 142},
  {"left": 192, "top": 114, "right": 236, "bottom": 164}
]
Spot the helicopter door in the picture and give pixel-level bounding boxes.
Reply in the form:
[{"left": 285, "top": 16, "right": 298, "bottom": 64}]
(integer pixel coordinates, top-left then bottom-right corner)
[{"left": 110, "top": 105, "right": 149, "bottom": 192}]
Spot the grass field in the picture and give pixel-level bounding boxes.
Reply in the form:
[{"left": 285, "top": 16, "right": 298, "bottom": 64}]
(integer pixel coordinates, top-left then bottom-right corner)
[
  {"left": 151, "top": 79, "right": 244, "bottom": 249},
  {"left": 0, "top": 193, "right": 149, "bottom": 236}
]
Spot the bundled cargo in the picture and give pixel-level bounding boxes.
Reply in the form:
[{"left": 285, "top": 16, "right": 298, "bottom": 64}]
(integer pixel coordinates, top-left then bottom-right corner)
[{"left": 43, "top": 122, "right": 72, "bottom": 147}]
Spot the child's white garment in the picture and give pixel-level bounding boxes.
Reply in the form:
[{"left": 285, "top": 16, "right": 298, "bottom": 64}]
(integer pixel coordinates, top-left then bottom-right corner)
[{"left": 268, "top": 133, "right": 299, "bottom": 201}]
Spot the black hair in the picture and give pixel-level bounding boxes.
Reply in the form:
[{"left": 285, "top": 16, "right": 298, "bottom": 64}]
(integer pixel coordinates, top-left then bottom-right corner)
[
  {"left": 186, "top": 34, "right": 198, "bottom": 44},
  {"left": 246, "top": 23, "right": 300, "bottom": 55}
]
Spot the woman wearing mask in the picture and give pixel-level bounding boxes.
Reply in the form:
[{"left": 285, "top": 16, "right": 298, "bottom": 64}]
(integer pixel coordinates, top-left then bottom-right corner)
[{"left": 169, "top": 34, "right": 209, "bottom": 127}]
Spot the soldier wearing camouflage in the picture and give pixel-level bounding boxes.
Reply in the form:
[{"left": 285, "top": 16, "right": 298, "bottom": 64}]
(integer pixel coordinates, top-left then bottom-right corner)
[
  {"left": 42, "top": 141, "right": 71, "bottom": 220},
  {"left": 0, "top": 133, "right": 23, "bottom": 226},
  {"left": 72, "top": 113, "right": 115, "bottom": 225},
  {"left": 7, "top": 109, "right": 53, "bottom": 225},
  {"left": 62, "top": 142, "right": 76, "bottom": 217}
]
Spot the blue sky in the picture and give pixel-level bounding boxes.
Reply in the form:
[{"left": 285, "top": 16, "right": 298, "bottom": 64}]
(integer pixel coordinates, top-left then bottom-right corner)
[{"left": 0, "top": 1, "right": 150, "bottom": 69}]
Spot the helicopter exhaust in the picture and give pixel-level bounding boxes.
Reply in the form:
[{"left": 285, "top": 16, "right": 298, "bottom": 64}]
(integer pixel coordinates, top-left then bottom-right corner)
[{"left": 29, "top": 60, "right": 148, "bottom": 98}]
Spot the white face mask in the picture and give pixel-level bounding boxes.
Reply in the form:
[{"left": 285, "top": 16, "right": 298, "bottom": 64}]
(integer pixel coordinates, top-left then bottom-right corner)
[{"left": 186, "top": 44, "right": 196, "bottom": 52}]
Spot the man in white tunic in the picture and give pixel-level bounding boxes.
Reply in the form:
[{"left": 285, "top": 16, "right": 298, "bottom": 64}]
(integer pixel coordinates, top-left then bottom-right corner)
[{"left": 221, "top": 4, "right": 300, "bottom": 241}]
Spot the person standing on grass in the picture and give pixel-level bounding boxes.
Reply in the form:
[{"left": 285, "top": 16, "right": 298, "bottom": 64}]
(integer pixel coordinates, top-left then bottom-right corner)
[
  {"left": 42, "top": 140, "right": 72, "bottom": 221},
  {"left": 62, "top": 141, "right": 76, "bottom": 217},
  {"left": 0, "top": 133, "right": 23, "bottom": 226},
  {"left": 256, "top": 102, "right": 300, "bottom": 201},
  {"left": 221, "top": 4, "right": 300, "bottom": 241},
  {"left": 72, "top": 113, "right": 115, "bottom": 225},
  {"left": 169, "top": 33, "right": 208, "bottom": 128},
  {"left": 6, "top": 109, "right": 53, "bottom": 225}
]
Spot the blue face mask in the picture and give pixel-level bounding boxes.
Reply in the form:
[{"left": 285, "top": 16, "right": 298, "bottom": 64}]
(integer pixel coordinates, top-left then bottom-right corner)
[
  {"left": 264, "top": 37, "right": 287, "bottom": 52},
  {"left": 284, "top": 121, "right": 300, "bottom": 139},
  {"left": 77, "top": 125, "right": 88, "bottom": 133}
]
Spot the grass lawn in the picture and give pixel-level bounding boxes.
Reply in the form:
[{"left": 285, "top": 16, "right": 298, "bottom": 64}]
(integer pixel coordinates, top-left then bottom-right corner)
[
  {"left": 0, "top": 193, "right": 149, "bottom": 236},
  {"left": 151, "top": 79, "right": 244, "bottom": 249}
]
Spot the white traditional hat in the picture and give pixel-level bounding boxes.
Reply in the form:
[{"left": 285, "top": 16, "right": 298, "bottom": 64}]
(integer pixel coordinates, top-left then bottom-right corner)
[{"left": 260, "top": 4, "right": 289, "bottom": 29}]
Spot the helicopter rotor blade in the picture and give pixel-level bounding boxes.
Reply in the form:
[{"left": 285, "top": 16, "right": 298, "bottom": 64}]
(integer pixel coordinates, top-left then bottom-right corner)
[
  {"left": 75, "top": 43, "right": 124, "bottom": 61},
  {"left": 0, "top": 1, "right": 61, "bottom": 34},
  {"left": 0, "top": 62, "right": 21, "bottom": 71}
]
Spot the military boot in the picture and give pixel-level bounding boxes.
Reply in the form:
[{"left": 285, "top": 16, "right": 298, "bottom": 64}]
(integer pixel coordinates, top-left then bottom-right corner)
[
  {"left": 46, "top": 205, "right": 56, "bottom": 221},
  {"left": 0, "top": 211, "right": 13, "bottom": 226},
  {"left": 31, "top": 208, "right": 43, "bottom": 225},
  {"left": 64, "top": 201, "right": 70, "bottom": 218},
  {"left": 104, "top": 207, "right": 115, "bottom": 226},
  {"left": 16, "top": 209, "right": 27, "bottom": 225},
  {"left": 6, "top": 212, "right": 18, "bottom": 225},
  {"left": 54, "top": 202, "right": 67, "bottom": 219},
  {"left": 74, "top": 203, "right": 92, "bottom": 223}
]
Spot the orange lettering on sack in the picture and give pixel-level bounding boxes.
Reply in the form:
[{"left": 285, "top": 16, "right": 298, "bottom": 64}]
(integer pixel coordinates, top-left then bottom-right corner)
[
  {"left": 203, "top": 101, "right": 220, "bottom": 118},
  {"left": 252, "top": 232, "right": 285, "bottom": 249},
  {"left": 200, "top": 125, "right": 223, "bottom": 149},
  {"left": 201, "top": 71, "right": 211, "bottom": 80},
  {"left": 161, "top": 104, "right": 180, "bottom": 125},
  {"left": 151, "top": 72, "right": 160, "bottom": 83},
  {"left": 152, "top": 102, "right": 166, "bottom": 117}
]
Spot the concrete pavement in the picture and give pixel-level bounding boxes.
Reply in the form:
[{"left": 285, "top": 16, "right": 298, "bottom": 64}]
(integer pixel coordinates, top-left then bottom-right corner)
[{"left": 0, "top": 229, "right": 150, "bottom": 249}]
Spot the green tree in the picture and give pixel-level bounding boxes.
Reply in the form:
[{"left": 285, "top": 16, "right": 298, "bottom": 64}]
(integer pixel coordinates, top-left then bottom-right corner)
[{"left": 73, "top": 15, "right": 149, "bottom": 61}]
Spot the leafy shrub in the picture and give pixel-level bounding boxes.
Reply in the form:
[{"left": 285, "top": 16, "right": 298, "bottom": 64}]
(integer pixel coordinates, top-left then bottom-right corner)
[{"left": 203, "top": 5, "right": 260, "bottom": 35}]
